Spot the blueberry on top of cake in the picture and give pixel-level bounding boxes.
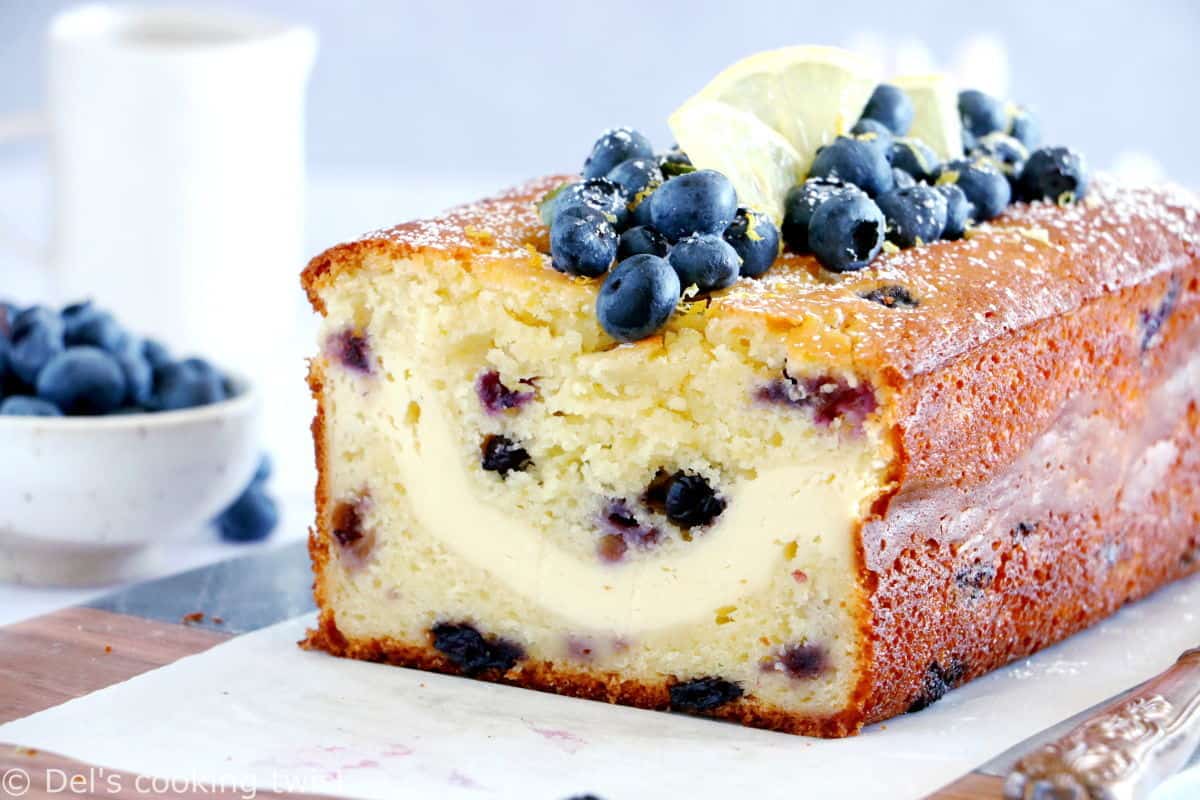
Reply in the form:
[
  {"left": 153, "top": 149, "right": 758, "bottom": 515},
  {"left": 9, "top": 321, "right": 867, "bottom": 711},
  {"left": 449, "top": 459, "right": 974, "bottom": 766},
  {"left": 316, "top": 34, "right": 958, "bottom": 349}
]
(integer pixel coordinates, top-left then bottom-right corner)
[{"left": 301, "top": 46, "right": 1200, "bottom": 738}]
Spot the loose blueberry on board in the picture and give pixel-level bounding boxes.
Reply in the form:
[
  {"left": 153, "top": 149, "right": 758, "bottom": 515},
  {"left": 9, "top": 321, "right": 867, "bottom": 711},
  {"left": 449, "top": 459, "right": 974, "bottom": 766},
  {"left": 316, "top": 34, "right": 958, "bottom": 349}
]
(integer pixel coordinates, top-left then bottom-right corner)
[
  {"left": 669, "top": 676, "right": 743, "bottom": 712},
  {"left": 151, "top": 359, "right": 227, "bottom": 411},
  {"left": 431, "top": 622, "right": 525, "bottom": 675},
  {"left": 957, "top": 89, "right": 1007, "bottom": 138},
  {"left": 859, "top": 83, "right": 914, "bottom": 135},
  {"left": 1007, "top": 106, "right": 1041, "bottom": 149},
  {"left": 617, "top": 225, "right": 670, "bottom": 260},
  {"left": 850, "top": 118, "right": 895, "bottom": 158},
  {"left": 648, "top": 169, "right": 738, "bottom": 241},
  {"left": 876, "top": 184, "right": 948, "bottom": 248},
  {"left": 807, "top": 191, "right": 886, "bottom": 273},
  {"left": 0, "top": 396, "right": 63, "bottom": 416},
  {"left": 781, "top": 177, "right": 857, "bottom": 253},
  {"left": 667, "top": 233, "right": 742, "bottom": 292},
  {"left": 606, "top": 157, "right": 663, "bottom": 200},
  {"left": 216, "top": 484, "right": 279, "bottom": 543},
  {"left": 808, "top": 136, "right": 894, "bottom": 197},
  {"left": 1018, "top": 146, "right": 1090, "bottom": 204},
  {"left": 889, "top": 137, "right": 940, "bottom": 184},
  {"left": 596, "top": 254, "right": 682, "bottom": 342},
  {"left": 936, "top": 183, "right": 974, "bottom": 240},
  {"left": 582, "top": 127, "right": 654, "bottom": 180},
  {"left": 891, "top": 168, "right": 916, "bottom": 190},
  {"left": 480, "top": 434, "right": 533, "bottom": 477},
  {"left": 723, "top": 206, "right": 780, "bottom": 278},
  {"left": 550, "top": 205, "right": 618, "bottom": 278},
  {"left": 936, "top": 158, "right": 1011, "bottom": 222},
  {"left": 9, "top": 311, "right": 66, "bottom": 386},
  {"left": 252, "top": 453, "right": 273, "bottom": 484},
  {"left": 549, "top": 178, "right": 629, "bottom": 230},
  {"left": 36, "top": 346, "right": 127, "bottom": 416},
  {"left": 972, "top": 132, "right": 1029, "bottom": 185},
  {"left": 663, "top": 472, "right": 726, "bottom": 528}
]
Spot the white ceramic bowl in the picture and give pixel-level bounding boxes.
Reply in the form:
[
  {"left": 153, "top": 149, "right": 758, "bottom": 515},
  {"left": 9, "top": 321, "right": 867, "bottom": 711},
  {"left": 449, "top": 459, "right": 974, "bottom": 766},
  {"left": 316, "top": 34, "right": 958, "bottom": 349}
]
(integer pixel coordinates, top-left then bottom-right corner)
[{"left": 0, "top": 376, "right": 260, "bottom": 586}]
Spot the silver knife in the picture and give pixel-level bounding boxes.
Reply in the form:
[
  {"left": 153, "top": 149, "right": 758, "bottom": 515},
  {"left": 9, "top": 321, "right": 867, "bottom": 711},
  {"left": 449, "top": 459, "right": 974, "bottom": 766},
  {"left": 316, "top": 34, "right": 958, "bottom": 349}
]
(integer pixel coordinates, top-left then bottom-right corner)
[{"left": 950, "top": 647, "right": 1200, "bottom": 800}]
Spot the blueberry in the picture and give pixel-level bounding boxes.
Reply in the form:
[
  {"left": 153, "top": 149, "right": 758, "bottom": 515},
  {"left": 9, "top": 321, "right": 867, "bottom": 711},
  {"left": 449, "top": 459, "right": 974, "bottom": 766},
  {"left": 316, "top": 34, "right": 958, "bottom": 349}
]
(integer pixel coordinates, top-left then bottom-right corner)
[
  {"left": 631, "top": 192, "right": 656, "bottom": 227},
  {"left": 9, "top": 308, "right": 65, "bottom": 386},
  {"left": 141, "top": 338, "right": 172, "bottom": 369},
  {"left": 617, "top": 225, "right": 670, "bottom": 260},
  {"left": 65, "top": 309, "right": 128, "bottom": 353},
  {"left": 889, "top": 138, "right": 940, "bottom": 183},
  {"left": 859, "top": 284, "right": 919, "bottom": 309},
  {"left": 480, "top": 434, "right": 532, "bottom": 476},
  {"left": 115, "top": 339, "right": 153, "bottom": 406},
  {"left": 807, "top": 192, "right": 886, "bottom": 273},
  {"left": 860, "top": 83, "right": 914, "bottom": 136},
  {"left": 216, "top": 484, "right": 279, "bottom": 543},
  {"left": 936, "top": 158, "right": 1011, "bottom": 222},
  {"left": 60, "top": 300, "right": 97, "bottom": 340},
  {"left": 151, "top": 359, "right": 226, "bottom": 411},
  {"left": 958, "top": 89, "right": 1007, "bottom": 138},
  {"left": 583, "top": 127, "right": 654, "bottom": 180},
  {"left": 664, "top": 472, "right": 726, "bottom": 528},
  {"left": 961, "top": 128, "right": 978, "bottom": 153},
  {"left": 550, "top": 205, "right": 617, "bottom": 278},
  {"left": 850, "top": 118, "right": 895, "bottom": 158},
  {"left": 936, "top": 183, "right": 974, "bottom": 240},
  {"left": 253, "top": 453, "right": 273, "bottom": 484},
  {"left": 876, "top": 185, "right": 948, "bottom": 248},
  {"left": 1007, "top": 106, "right": 1041, "bottom": 149},
  {"left": 809, "top": 136, "right": 893, "bottom": 197},
  {"left": 11, "top": 306, "right": 59, "bottom": 340},
  {"left": 1018, "top": 146, "right": 1089, "bottom": 204},
  {"left": 36, "top": 346, "right": 127, "bottom": 415},
  {"left": 0, "top": 396, "right": 62, "bottom": 416},
  {"left": 0, "top": 335, "right": 8, "bottom": 381},
  {"left": 781, "top": 177, "right": 857, "bottom": 252},
  {"left": 596, "top": 254, "right": 681, "bottom": 342},
  {"left": 605, "top": 157, "right": 662, "bottom": 201},
  {"left": 431, "top": 622, "right": 524, "bottom": 675},
  {"left": 669, "top": 676, "right": 743, "bottom": 712},
  {"left": 891, "top": 167, "right": 916, "bottom": 190},
  {"left": 973, "top": 132, "right": 1028, "bottom": 184},
  {"left": 667, "top": 233, "right": 741, "bottom": 292},
  {"left": 549, "top": 178, "right": 629, "bottom": 229},
  {"left": 723, "top": 207, "right": 780, "bottom": 278},
  {"left": 648, "top": 169, "right": 738, "bottom": 241}
]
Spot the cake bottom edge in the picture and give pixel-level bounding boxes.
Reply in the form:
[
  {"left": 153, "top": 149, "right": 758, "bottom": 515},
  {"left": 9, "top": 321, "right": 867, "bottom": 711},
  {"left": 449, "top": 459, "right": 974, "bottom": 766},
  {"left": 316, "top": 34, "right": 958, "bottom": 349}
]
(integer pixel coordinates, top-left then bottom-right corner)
[{"left": 300, "top": 611, "right": 868, "bottom": 739}]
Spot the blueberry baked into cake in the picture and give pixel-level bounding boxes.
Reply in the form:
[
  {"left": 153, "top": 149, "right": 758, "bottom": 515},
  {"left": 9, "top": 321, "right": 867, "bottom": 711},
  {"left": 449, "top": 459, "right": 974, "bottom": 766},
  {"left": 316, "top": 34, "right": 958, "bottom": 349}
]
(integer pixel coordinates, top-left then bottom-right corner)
[{"left": 302, "top": 47, "right": 1200, "bottom": 736}]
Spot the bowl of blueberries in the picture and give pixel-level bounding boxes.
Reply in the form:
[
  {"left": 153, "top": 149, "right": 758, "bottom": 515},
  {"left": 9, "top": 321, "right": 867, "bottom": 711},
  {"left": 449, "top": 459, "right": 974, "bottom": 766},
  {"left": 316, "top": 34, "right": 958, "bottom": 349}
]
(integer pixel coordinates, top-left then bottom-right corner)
[{"left": 0, "top": 299, "right": 274, "bottom": 586}]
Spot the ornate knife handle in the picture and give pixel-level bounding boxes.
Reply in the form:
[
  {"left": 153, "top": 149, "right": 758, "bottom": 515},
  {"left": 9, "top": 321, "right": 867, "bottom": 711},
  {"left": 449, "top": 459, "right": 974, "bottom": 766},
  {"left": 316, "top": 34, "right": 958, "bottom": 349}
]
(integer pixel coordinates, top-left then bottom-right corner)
[{"left": 1005, "top": 647, "right": 1200, "bottom": 800}]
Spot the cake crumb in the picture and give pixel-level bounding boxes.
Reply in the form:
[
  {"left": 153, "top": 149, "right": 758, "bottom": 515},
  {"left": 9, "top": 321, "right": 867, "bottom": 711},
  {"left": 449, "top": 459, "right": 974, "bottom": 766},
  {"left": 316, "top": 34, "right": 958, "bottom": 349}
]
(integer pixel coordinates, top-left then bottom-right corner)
[
  {"left": 212, "top": 616, "right": 225, "bottom": 625},
  {"left": 182, "top": 612, "right": 205, "bottom": 624},
  {"left": 104, "top": 644, "right": 112, "bottom": 654}
]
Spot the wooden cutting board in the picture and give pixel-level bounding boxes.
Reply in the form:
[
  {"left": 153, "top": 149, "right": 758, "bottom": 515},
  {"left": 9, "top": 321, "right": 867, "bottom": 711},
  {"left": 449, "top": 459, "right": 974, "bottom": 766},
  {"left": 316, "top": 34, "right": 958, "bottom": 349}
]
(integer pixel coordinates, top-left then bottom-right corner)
[{"left": 0, "top": 605, "right": 1004, "bottom": 800}]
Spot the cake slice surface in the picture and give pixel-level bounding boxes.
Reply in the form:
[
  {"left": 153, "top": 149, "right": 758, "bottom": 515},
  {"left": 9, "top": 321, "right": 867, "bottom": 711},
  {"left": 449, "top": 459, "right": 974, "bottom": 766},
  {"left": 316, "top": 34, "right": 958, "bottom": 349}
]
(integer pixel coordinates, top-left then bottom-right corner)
[{"left": 302, "top": 175, "right": 1200, "bottom": 736}]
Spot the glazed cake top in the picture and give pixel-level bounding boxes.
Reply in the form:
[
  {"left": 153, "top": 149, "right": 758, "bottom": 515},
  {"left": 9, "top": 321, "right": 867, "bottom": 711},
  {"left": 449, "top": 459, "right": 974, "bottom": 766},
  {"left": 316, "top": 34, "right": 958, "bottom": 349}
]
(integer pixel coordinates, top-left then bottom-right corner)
[{"left": 302, "top": 175, "right": 1200, "bottom": 380}]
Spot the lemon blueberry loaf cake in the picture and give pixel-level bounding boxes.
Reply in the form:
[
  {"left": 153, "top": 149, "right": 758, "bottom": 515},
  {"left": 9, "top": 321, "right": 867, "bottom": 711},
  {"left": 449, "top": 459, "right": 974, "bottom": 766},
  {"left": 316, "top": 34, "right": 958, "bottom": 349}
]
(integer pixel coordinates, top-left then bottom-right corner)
[{"left": 302, "top": 48, "right": 1200, "bottom": 736}]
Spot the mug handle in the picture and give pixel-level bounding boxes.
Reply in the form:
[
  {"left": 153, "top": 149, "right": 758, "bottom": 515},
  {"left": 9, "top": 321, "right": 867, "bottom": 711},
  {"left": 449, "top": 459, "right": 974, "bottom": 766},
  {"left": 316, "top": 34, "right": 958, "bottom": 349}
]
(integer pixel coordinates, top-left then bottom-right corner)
[{"left": 0, "top": 111, "right": 48, "bottom": 267}]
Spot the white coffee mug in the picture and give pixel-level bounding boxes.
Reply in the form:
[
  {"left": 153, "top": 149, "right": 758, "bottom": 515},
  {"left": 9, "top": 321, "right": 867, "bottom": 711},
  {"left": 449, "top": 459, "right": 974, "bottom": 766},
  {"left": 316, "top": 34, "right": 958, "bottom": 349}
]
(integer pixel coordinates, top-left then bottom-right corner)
[{"left": 1, "top": 4, "right": 316, "bottom": 372}]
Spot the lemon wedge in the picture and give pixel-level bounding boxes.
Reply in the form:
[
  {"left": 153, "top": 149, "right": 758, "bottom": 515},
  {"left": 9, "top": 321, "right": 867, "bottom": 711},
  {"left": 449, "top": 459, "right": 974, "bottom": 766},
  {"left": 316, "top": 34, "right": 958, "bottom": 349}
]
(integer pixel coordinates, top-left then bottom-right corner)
[
  {"left": 669, "top": 46, "right": 879, "bottom": 221},
  {"left": 668, "top": 100, "right": 804, "bottom": 222},
  {"left": 892, "top": 73, "right": 963, "bottom": 161}
]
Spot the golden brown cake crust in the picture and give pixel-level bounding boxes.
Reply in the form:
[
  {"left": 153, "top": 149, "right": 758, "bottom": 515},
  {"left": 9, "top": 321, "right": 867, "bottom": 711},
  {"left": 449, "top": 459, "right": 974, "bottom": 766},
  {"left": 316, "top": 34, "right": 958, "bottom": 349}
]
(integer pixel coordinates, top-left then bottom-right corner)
[{"left": 302, "top": 177, "right": 1200, "bottom": 737}]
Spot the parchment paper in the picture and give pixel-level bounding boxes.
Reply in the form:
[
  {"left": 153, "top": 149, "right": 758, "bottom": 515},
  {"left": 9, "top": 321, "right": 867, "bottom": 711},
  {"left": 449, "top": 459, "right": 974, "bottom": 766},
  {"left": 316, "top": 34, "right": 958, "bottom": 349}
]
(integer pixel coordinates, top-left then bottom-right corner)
[{"left": 5, "top": 574, "right": 1200, "bottom": 799}]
